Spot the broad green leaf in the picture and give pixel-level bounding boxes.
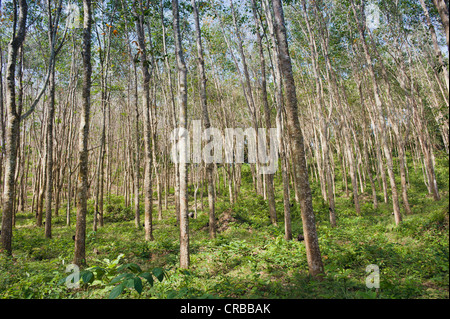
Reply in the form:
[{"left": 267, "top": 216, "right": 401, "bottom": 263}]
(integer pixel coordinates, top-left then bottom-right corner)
[
  {"left": 152, "top": 268, "right": 165, "bottom": 282},
  {"left": 139, "top": 272, "right": 154, "bottom": 286},
  {"left": 81, "top": 271, "right": 94, "bottom": 284},
  {"left": 110, "top": 273, "right": 132, "bottom": 284},
  {"left": 117, "top": 264, "right": 126, "bottom": 272},
  {"left": 118, "top": 263, "right": 142, "bottom": 274},
  {"left": 134, "top": 277, "right": 143, "bottom": 295},
  {"left": 109, "top": 283, "right": 125, "bottom": 299},
  {"left": 124, "top": 278, "right": 135, "bottom": 289},
  {"left": 127, "top": 263, "right": 142, "bottom": 273},
  {"left": 87, "top": 266, "right": 106, "bottom": 279}
]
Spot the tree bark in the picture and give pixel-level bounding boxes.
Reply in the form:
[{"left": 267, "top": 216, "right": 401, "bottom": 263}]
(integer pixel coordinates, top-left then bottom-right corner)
[
  {"left": 1, "top": 0, "right": 27, "bottom": 255},
  {"left": 44, "top": 63, "right": 55, "bottom": 238},
  {"left": 44, "top": 0, "right": 64, "bottom": 238},
  {"left": 251, "top": 0, "right": 277, "bottom": 226},
  {"left": 134, "top": 0, "right": 154, "bottom": 241},
  {"left": 173, "top": 0, "right": 189, "bottom": 269},
  {"left": 0, "top": 48, "right": 4, "bottom": 210},
  {"left": 161, "top": 1, "right": 180, "bottom": 224},
  {"left": 191, "top": 0, "right": 216, "bottom": 238},
  {"left": 272, "top": 0, "right": 324, "bottom": 279},
  {"left": 263, "top": 0, "right": 292, "bottom": 238},
  {"left": 73, "top": 0, "right": 92, "bottom": 266}
]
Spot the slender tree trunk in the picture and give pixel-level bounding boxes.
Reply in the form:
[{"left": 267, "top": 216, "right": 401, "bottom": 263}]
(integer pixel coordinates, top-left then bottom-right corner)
[
  {"left": 263, "top": 0, "right": 292, "bottom": 238},
  {"left": 44, "top": 0, "right": 64, "bottom": 238},
  {"left": 161, "top": 1, "right": 180, "bottom": 224},
  {"left": 67, "top": 168, "right": 72, "bottom": 226},
  {"left": 37, "top": 146, "right": 46, "bottom": 227},
  {"left": 98, "top": 103, "right": 106, "bottom": 228},
  {"left": 173, "top": 0, "right": 189, "bottom": 268},
  {"left": 251, "top": 0, "right": 277, "bottom": 226},
  {"left": 0, "top": 48, "right": 4, "bottom": 210},
  {"left": 93, "top": 143, "right": 102, "bottom": 231},
  {"left": 134, "top": 0, "right": 154, "bottom": 241},
  {"left": 95, "top": 22, "right": 111, "bottom": 230},
  {"left": 359, "top": 83, "right": 378, "bottom": 209},
  {"left": 272, "top": 0, "right": 324, "bottom": 279},
  {"left": 1, "top": 0, "right": 27, "bottom": 255},
  {"left": 44, "top": 63, "right": 56, "bottom": 238},
  {"left": 134, "top": 77, "right": 141, "bottom": 223},
  {"left": 73, "top": 0, "right": 92, "bottom": 266},
  {"left": 13, "top": 47, "right": 24, "bottom": 228},
  {"left": 192, "top": 0, "right": 216, "bottom": 238}
]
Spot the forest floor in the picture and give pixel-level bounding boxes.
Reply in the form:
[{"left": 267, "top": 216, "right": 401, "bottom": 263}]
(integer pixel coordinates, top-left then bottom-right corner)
[{"left": 0, "top": 159, "right": 448, "bottom": 299}]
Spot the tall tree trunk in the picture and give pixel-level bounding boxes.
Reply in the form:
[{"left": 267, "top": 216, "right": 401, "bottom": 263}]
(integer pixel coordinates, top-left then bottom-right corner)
[
  {"left": 251, "top": 0, "right": 277, "bottom": 227},
  {"left": 94, "top": 18, "right": 112, "bottom": 230},
  {"left": 98, "top": 101, "right": 107, "bottom": 228},
  {"left": 73, "top": 0, "right": 92, "bottom": 266},
  {"left": 44, "top": 0, "right": 64, "bottom": 238},
  {"left": 44, "top": 63, "right": 56, "bottom": 238},
  {"left": 134, "top": 0, "right": 154, "bottom": 241},
  {"left": 173, "top": 0, "right": 189, "bottom": 269},
  {"left": 191, "top": 0, "right": 216, "bottom": 238},
  {"left": 272, "top": 0, "right": 325, "bottom": 279},
  {"left": 0, "top": 48, "right": 5, "bottom": 210},
  {"left": 263, "top": 0, "right": 292, "bottom": 238},
  {"left": 1, "top": 0, "right": 27, "bottom": 255},
  {"left": 161, "top": 1, "right": 180, "bottom": 224},
  {"left": 133, "top": 63, "right": 141, "bottom": 227},
  {"left": 13, "top": 47, "right": 24, "bottom": 227}
]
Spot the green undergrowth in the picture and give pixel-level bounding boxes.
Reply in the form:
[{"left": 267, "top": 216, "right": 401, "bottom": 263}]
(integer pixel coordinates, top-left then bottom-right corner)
[{"left": 0, "top": 163, "right": 448, "bottom": 299}]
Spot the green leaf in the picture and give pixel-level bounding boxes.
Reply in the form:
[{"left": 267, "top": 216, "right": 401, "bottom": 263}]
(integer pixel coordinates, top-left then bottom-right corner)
[
  {"left": 127, "top": 263, "right": 142, "bottom": 273},
  {"left": 152, "top": 268, "right": 165, "bottom": 282},
  {"left": 139, "top": 272, "right": 154, "bottom": 287},
  {"left": 81, "top": 271, "right": 94, "bottom": 284},
  {"left": 87, "top": 266, "right": 106, "bottom": 278},
  {"left": 117, "top": 263, "right": 142, "bottom": 273},
  {"left": 110, "top": 273, "right": 132, "bottom": 284},
  {"left": 134, "top": 277, "right": 143, "bottom": 295},
  {"left": 125, "top": 278, "right": 135, "bottom": 289},
  {"left": 109, "top": 283, "right": 125, "bottom": 299}
]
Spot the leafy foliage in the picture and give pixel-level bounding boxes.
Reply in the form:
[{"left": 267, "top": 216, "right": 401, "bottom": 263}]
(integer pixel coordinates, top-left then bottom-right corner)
[{"left": 1, "top": 156, "right": 448, "bottom": 299}]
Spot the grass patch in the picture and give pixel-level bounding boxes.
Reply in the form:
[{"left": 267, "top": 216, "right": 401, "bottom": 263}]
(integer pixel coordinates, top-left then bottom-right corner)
[{"left": 0, "top": 163, "right": 448, "bottom": 299}]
